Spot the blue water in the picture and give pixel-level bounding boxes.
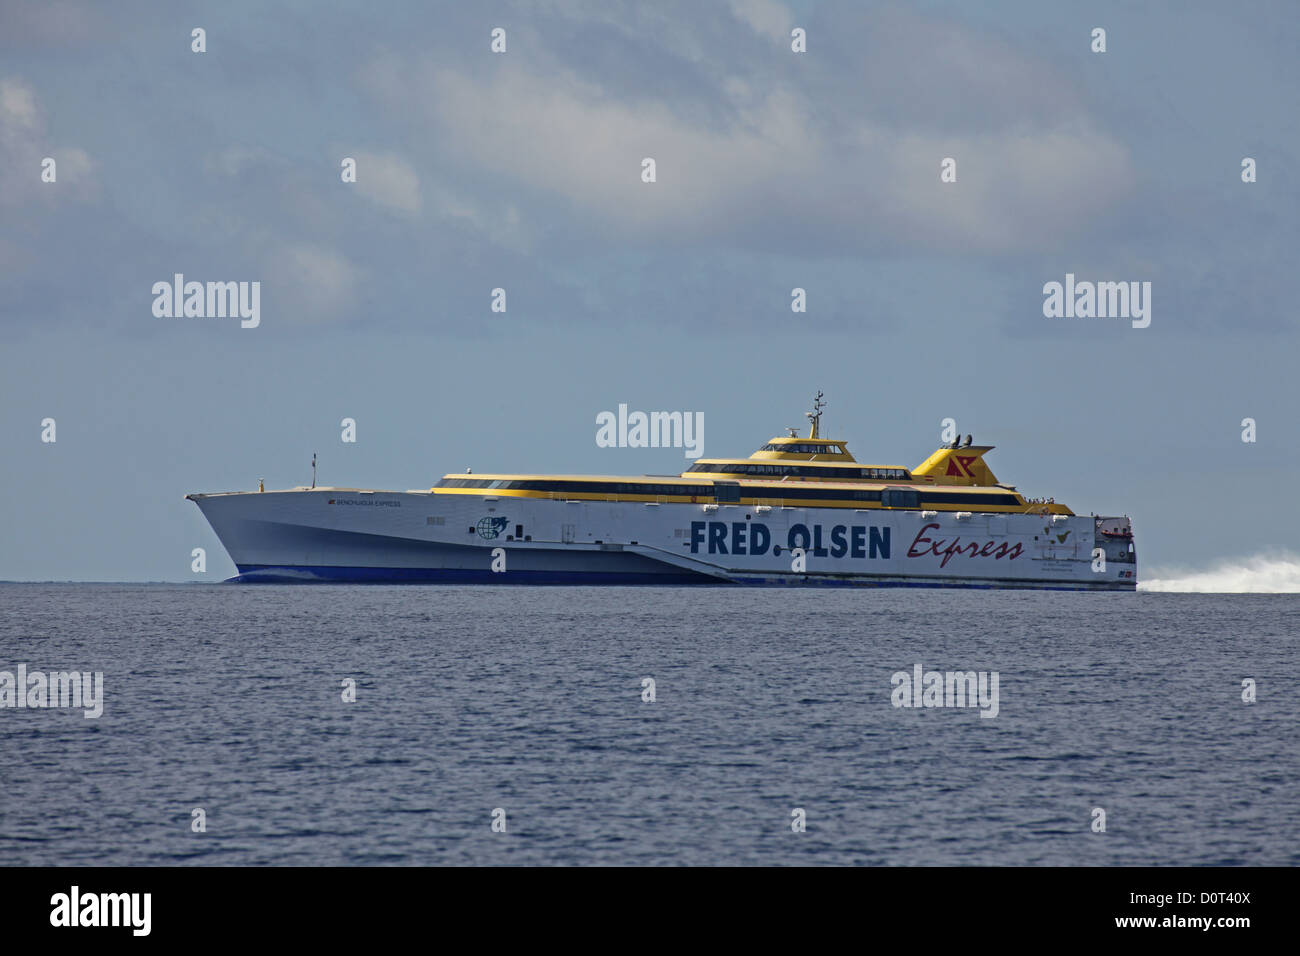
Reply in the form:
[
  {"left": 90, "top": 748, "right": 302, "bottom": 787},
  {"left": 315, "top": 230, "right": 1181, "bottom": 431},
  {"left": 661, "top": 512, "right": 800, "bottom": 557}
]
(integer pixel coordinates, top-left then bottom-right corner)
[{"left": 1, "top": 584, "right": 1296, "bottom": 865}]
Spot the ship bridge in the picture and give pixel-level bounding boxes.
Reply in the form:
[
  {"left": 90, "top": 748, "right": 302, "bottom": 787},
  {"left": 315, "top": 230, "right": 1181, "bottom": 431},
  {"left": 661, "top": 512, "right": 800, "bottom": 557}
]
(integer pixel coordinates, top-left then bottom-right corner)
[{"left": 683, "top": 390, "right": 915, "bottom": 482}]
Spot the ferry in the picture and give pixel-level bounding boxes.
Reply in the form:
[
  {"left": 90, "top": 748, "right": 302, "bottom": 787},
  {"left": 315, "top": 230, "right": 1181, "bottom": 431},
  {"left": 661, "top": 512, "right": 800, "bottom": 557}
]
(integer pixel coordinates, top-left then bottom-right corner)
[{"left": 187, "top": 394, "right": 1136, "bottom": 589}]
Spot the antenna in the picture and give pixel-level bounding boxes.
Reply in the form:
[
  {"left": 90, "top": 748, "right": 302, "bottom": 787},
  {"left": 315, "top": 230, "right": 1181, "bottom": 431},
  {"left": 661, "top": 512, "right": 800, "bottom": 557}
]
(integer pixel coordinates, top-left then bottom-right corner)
[
  {"left": 311, "top": 453, "right": 317, "bottom": 489},
  {"left": 805, "top": 390, "right": 826, "bottom": 439}
]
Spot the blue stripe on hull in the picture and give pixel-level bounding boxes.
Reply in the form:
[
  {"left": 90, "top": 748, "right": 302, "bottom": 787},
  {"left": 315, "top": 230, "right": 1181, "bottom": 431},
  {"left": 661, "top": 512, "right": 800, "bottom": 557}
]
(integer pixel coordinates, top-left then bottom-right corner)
[
  {"left": 729, "top": 576, "right": 1132, "bottom": 591},
  {"left": 230, "top": 564, "right": 1134, "bottom": 590},
  {"left": 231, "top": 564, "right": 720, "bottom": 585}
]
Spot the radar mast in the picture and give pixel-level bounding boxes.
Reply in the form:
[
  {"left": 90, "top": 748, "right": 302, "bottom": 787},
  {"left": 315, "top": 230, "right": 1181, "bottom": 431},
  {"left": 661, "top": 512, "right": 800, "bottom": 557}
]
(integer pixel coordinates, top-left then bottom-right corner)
[{"left": 805, "top": 390, "right": 826, "bottom": 440}]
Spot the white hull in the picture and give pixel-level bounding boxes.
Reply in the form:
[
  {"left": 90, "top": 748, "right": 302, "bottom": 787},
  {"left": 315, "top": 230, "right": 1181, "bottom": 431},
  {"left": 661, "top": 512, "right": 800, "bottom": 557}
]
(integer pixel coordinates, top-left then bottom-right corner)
[{"left": 188, "top": 489, "right": 1137, "bottom": 590}]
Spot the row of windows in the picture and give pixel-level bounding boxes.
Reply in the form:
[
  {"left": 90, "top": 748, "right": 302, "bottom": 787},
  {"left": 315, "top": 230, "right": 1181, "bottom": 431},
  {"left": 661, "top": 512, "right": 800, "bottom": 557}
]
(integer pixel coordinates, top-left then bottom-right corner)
[
  {"left": 434, "top": 477, "right": 1020, "bottom": 507},
  {"left": 688, "top": 462, "right": 910, "bottom": 480},
  {"left": 758, "top": 442, "right": 844, "bottom": 454},
  {"left": 436, "top": 477, "right": 713, "bottom": 497}
]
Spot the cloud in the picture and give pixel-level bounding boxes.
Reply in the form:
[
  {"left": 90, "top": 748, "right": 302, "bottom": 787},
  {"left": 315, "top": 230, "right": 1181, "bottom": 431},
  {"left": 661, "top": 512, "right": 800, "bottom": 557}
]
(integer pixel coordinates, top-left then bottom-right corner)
[
  {"left": 0, "top": 77, "right": 96, "bottom": 204},
  {"left": 207, "top": 146, "right": 286, "bottom": 178},
  {"left": 380, "top": 55, "right": 1132, "bottom": 255},
  {"left": 269, "top": 245, "right": 362, "bottom": 323},
  {"left": 352, "top": 150, "right": 422, "bottom": 215},
  {"left": 353, "top": 3, "right": 1137, "bottom": 257},
  {"left": 337, "top": 142, "right": 530, "bottom": 245},
  {"left": 0, "top": 79, "right": 38, "bottom": 127},
  {"left": 422, "top": 65, "right": 815, "bottom": 230},
  {"left": 726, "top": 0, "right": 793, "bottom": 44},
  {"left": 0, "top": 1, "right": 99, "bottom": 51},
  {"left": 51, "top": 146, "right": 93, "bottom": 181}
]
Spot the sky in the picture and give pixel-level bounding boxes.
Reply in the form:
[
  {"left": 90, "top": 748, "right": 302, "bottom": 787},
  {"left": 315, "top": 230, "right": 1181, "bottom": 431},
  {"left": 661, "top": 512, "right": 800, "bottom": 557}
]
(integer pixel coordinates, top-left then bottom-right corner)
[{"left": 1, "top": 0, "right": 1297, "bottom": 582}]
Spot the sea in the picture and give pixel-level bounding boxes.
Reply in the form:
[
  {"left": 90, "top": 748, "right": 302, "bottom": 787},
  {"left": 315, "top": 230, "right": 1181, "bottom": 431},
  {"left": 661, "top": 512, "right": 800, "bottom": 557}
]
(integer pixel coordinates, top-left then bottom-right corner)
[{"left": 1, "top": 583, "right": 1297, "bottom": 866}]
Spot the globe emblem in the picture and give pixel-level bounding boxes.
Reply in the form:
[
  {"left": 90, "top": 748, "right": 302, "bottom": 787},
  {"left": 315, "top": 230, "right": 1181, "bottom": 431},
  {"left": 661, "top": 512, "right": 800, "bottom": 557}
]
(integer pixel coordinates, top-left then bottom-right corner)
[{"left": 477, "top": 515, "right": 507, "bottom": 540}]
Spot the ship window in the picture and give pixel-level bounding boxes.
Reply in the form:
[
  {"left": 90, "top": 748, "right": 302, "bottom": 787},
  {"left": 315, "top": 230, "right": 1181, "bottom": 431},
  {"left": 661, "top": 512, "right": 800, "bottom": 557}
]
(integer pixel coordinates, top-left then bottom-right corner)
[
  {"left": 882, "top": 488, "right": 921, "bottom": 509},
  {"left": 714, "top": 482, "right": 741, "bottom": 503}
]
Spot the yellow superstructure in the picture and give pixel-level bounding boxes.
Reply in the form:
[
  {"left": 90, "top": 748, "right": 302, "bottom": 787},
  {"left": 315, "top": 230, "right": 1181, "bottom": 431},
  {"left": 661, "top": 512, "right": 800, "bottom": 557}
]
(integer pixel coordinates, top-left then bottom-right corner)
[{"left": 431, "top": 394, "right": 1072, "bottom": 516}]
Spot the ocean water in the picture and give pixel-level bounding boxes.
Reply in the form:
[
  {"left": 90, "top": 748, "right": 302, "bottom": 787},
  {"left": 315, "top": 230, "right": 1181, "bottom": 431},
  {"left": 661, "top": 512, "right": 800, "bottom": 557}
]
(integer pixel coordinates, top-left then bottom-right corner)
[{"left": 1, "top": 583, "right": 1296, "bottom": 866}]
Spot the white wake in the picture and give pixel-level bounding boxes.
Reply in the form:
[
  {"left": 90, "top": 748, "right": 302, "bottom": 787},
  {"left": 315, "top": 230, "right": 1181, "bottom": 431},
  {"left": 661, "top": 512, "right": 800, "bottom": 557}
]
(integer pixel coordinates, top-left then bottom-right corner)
[{"left": 1140, "top": 551, "right": 1300, "bottom": 593}]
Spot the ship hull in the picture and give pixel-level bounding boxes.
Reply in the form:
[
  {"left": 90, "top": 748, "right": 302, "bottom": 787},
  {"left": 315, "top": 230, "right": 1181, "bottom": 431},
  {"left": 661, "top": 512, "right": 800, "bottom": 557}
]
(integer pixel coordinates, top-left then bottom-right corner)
[{"left": 188, "top": 489, "right": 1137, "bottom": 590}]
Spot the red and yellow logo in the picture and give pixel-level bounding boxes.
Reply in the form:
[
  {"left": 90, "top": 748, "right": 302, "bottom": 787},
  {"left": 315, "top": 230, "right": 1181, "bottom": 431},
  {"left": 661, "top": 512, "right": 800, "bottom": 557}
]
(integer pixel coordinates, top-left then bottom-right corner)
[{"left": 945, "top": 455, "right": 978, "bottom": 477}]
